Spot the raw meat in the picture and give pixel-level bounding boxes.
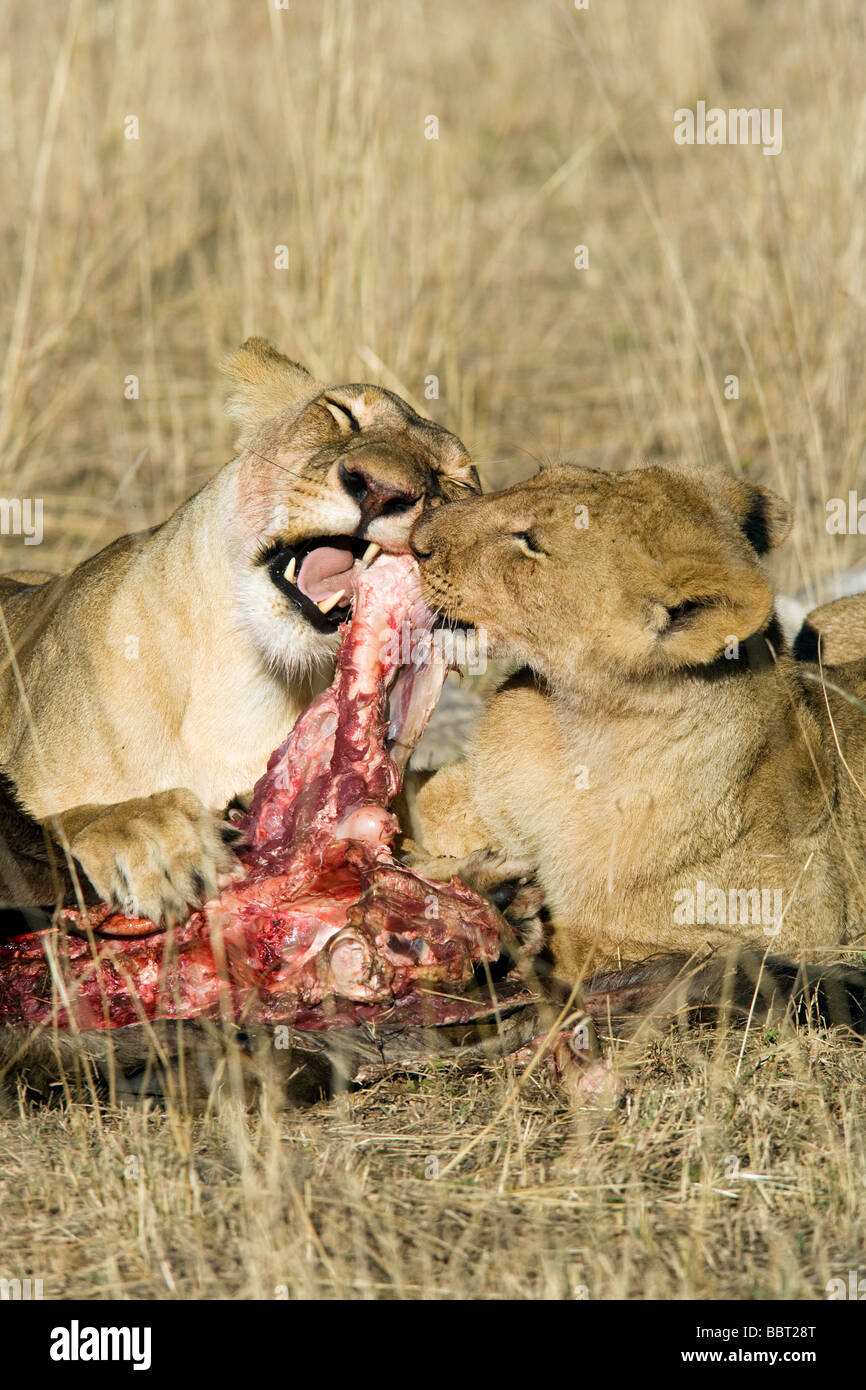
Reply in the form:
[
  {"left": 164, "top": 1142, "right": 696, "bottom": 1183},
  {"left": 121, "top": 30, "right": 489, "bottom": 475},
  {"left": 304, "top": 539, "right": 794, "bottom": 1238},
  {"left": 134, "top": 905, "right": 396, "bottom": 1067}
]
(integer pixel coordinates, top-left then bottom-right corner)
[{"left": 0, "top": 555, "right": 502, "bottom": 1030}]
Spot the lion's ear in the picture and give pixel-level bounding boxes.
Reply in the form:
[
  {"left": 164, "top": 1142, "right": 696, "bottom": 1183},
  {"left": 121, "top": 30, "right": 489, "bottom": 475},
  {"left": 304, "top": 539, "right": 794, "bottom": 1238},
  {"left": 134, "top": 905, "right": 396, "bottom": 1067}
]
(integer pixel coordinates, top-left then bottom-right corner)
[
  {"left": 651, "top": 553, "right": 775, "bottom": 669},
  {"left": 221, "top": 338, "right": 323, "bottom": 449},
  {"left": 694, "top": 470, "right": 793, "bottom": 555}
]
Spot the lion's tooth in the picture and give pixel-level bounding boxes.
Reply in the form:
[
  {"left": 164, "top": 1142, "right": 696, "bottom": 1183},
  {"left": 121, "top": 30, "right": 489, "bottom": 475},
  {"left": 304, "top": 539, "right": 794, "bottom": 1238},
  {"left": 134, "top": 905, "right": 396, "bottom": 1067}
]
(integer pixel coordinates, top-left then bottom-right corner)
[
  {"left": 361, "top": 542, "right": 381, "bottom": 565},
  {"left": 317, "top": 589, "right": 346, "bottom": 614},
  {"left": 285, "top": 556, "right": 297, "bottom": 584}
]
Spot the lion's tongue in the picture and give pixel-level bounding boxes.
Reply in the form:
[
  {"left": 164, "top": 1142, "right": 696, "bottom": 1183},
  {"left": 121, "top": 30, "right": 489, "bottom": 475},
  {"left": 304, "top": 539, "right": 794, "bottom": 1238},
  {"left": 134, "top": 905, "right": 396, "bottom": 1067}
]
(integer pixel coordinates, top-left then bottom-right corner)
[{"left": 297, "top": 544, "right": 356, "bottom": 604}]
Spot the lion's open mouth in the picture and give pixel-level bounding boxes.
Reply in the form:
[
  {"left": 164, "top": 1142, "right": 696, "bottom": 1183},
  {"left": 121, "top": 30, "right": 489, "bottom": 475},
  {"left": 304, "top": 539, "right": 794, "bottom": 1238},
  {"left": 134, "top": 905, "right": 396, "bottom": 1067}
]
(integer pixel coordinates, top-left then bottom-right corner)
[{"left": 266, "top": 536, "right": 383, "bottom": 631}]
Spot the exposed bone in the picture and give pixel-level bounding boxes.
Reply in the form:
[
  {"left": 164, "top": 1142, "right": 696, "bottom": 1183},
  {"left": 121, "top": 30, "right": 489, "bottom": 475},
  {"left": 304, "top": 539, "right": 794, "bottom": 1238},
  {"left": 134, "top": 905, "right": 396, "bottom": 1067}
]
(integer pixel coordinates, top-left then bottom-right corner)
[
  {"left": 361, "top": 542, "right": 381, "bottom": 565},
  {"left": 317, "top": 589, "right": 346, "bottom": 614},
  {"left": 327, "top": 928, "right": 387, "bottom": 1001}
]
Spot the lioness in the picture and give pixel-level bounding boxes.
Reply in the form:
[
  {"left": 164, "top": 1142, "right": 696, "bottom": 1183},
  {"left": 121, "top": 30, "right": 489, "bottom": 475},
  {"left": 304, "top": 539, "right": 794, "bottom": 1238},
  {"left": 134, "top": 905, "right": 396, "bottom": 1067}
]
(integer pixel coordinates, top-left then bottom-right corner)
[
  {"left": 409, "top": 464, "right": 866, "bottom": 981},
  {"left": 0, "top": 339, "right": 478, "bottom": 924}
]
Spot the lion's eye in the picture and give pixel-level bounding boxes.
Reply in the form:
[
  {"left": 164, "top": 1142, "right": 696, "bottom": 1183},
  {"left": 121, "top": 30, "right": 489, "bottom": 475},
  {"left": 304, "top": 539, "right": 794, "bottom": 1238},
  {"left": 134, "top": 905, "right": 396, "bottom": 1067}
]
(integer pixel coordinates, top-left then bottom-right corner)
[
  {"left": 323, "top": 397, "right": 361, "bottom": 432},
  {"left": 439, "top": 469, "right": 480, "bottom": 496},
  {"left": 512, "top": 531, "right": 545, "bottom": 557}
]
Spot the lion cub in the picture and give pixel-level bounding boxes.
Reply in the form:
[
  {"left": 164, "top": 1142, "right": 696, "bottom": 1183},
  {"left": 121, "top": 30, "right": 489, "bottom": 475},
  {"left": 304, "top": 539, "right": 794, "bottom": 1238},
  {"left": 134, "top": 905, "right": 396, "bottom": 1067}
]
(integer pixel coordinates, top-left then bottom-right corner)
[
  {"left": 0, "top": 339, "right": 477, "bottom": 924},
  {"left": 410, "top": 465, "right": 866, "bottom": 976}
]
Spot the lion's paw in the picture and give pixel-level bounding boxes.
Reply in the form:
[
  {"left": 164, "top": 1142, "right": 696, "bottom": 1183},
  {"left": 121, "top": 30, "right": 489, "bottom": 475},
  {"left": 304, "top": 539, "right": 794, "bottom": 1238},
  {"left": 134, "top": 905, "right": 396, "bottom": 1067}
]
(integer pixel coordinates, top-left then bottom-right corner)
[{"left": 69, "top": 788, "right": 240, "bottom": 927}]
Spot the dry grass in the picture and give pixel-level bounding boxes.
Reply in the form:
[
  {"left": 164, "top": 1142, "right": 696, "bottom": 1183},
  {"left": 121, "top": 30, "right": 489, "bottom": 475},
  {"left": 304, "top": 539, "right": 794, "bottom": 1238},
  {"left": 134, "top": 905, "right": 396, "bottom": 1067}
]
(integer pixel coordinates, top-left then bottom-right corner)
[
  {"left": 2, "top": 1026, "right": 864, "bottom": 1300},
  {"left": 2, "top": 0, "right": 866, "bottom": 1299}
]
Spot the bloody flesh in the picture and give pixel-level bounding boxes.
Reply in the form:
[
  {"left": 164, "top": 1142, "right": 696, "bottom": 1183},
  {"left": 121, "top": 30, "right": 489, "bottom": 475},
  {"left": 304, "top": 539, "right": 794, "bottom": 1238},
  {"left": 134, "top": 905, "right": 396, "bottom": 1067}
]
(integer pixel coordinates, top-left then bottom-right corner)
[{"left": 0, "top": 555, "right": 502, "bottom": 1030}]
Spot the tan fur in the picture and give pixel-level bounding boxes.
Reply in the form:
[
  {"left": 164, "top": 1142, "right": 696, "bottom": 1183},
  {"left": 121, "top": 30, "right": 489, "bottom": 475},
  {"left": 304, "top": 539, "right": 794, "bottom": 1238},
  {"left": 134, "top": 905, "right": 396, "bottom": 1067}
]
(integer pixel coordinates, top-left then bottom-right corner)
[
  {"left": 411, "top": 465, "right": 866, "bottom": 976},
  {"left": 0, "top": 338, "right": 478, "bottom": 923},
  {"left": 795, "top": 593, "right": 866, "bottom": 666}
]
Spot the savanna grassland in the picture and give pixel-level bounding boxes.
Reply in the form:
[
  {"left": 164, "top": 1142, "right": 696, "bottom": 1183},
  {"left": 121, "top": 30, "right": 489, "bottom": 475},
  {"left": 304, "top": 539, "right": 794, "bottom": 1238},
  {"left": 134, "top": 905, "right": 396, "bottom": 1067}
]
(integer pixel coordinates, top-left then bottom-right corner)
[{"left": 1, "top": 0, "right": 865, "bottom": 1300}]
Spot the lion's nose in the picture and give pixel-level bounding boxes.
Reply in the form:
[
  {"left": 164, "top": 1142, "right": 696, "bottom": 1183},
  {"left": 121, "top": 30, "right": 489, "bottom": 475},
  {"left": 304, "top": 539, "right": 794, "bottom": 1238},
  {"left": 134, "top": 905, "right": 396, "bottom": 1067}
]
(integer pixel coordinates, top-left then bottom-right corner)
[
  {"left": 409, "top": 524, "right": 435, "bottom": 560},
  {"left": 339, "top": 459, "right": 420, "bottom": 522}
]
